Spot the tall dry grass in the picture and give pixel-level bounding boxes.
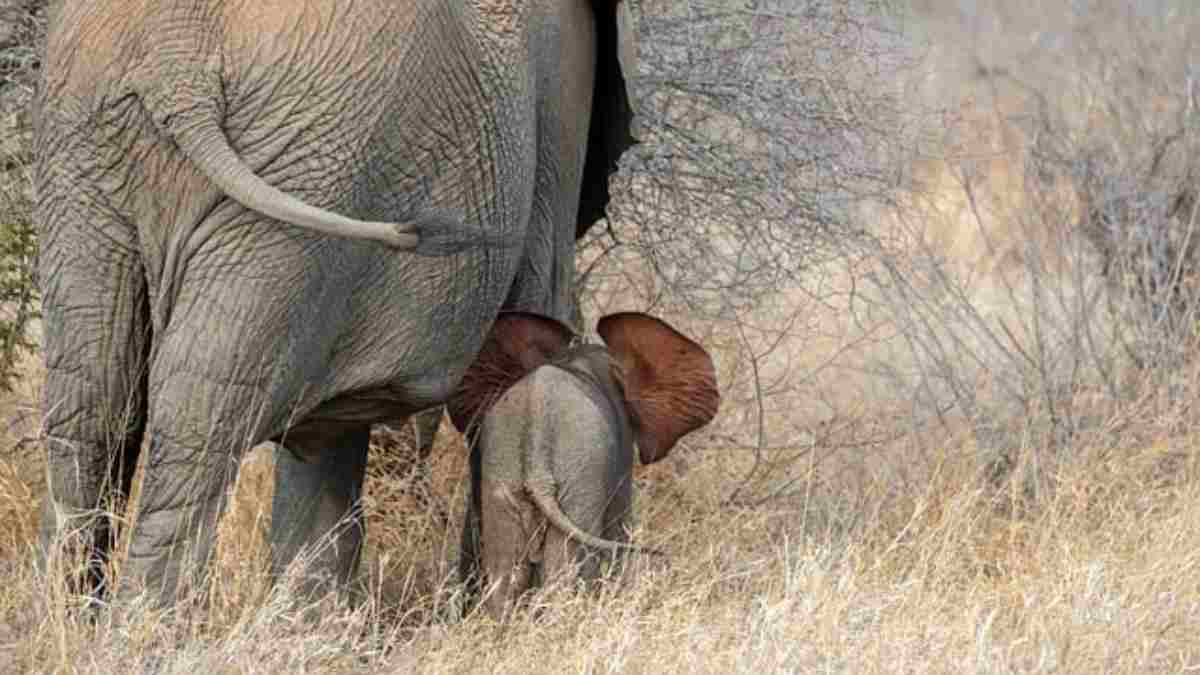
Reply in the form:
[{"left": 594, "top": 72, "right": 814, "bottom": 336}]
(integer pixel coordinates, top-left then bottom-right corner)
[{"left": 1, "top": 356, "right": 1198, "bottom": 672}]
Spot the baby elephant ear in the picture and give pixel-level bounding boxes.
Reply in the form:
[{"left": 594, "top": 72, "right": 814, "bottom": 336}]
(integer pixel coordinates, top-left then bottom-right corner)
[
  {"left": 448, "top": 312, "right": 575, "bottom": 433},
  {"left": 597, "top": 313, "right": 720, "bottom": 464}
]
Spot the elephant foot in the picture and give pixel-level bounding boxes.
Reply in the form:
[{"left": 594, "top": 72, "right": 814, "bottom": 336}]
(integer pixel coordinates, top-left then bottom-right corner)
[{"left": 36, "top": 494, "right": 121, "bottom": 607}]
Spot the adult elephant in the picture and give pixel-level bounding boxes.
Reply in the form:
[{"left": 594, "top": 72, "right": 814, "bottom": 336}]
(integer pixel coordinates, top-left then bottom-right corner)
[{"left": 35, "top": 0, "right": 639, "bottom": 607}]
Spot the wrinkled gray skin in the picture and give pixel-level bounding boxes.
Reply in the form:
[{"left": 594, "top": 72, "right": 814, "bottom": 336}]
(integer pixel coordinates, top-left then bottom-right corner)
[
  {"left": 462, "top": 346, "right": 646, "bottom": 617},
  {"left": 35, "top": 0, "right": 638, "bottom": 606}
]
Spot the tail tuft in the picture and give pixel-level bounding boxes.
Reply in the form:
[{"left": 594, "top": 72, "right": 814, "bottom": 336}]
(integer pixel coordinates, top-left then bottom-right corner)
[{"left": 409, "top": 211, "right": 521, "bottom": 257}]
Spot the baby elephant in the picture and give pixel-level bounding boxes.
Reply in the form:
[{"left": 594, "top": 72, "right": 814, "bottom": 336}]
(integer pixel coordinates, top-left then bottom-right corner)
[{"left": 448, "top": 311, "right": 720, "bottom": 617}]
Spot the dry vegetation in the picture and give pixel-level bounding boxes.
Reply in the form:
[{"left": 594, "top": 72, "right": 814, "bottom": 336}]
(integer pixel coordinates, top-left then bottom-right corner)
[
  {"left": 1, "top": 350, "right": 1198, "bottom": 672},
  {"left": 1, "top": 0, "right": 1199, "bottom": 672}
]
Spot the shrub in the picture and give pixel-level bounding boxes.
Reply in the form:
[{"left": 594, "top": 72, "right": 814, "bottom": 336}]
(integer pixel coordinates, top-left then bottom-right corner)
[
  {"left": 856, "top": 0, "right": 1200, "bottom": 493},
  {"left": 0, "top": 0, "right": 42, "bottom": 391}
]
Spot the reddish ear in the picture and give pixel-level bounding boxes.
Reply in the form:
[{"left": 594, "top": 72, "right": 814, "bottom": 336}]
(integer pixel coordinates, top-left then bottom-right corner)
[
  {"left": 597, "top": 313, "right": 719, "bottom": 464},
  {"left": 448, "top": 312, "right": 575, "bottom": 433}
]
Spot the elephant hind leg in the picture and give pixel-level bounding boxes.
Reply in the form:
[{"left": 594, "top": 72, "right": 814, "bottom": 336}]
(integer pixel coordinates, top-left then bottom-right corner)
[
  {"left": 121, "top": 435, "right": 237, "bottom": 605},
  {"left": 540, "top": 489, "right": 607, "bottom": 589},
  {"left": 120, "top": 374, "right": 271, "bottom": 607},
  {"left": 269, "top": 422, "right": 371, "bottom": 602},
  {"left": 479, "top": 479, "right": 539, "bottom": 619},
  {"left": 37, "top": 213, "right": 151, "bottom": 600},
  {"left": 600, "top": 478, "right": 634, "bottom": 583}
]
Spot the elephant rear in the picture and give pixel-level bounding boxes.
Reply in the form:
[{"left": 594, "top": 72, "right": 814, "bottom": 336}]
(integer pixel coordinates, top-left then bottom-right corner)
[{"left": 471, "top": 364, "right": 633, "bottom": 614}]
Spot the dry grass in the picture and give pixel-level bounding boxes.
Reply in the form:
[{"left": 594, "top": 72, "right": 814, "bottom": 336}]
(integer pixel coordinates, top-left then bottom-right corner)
[{"left": 0, "top": 358, "right": 1198, "bottom": 673}]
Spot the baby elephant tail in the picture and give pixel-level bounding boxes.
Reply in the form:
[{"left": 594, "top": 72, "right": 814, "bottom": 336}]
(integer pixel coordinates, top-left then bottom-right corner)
[{"left": 525, "top": 483, "right": 663, "bottom": 557}]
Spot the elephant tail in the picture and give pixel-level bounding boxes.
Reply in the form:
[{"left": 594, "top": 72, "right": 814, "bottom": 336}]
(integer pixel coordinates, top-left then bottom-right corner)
[
  {"left": 128, "top": 59, "right": 466, "bottom": 251},
  {"left": 525, "top": 482, "right": 663, "bottom": 557}
]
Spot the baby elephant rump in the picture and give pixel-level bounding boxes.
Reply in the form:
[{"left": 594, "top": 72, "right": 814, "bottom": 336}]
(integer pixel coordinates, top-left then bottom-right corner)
[{"left": 449, "top": 312, "right": 720, "bottom": 617}]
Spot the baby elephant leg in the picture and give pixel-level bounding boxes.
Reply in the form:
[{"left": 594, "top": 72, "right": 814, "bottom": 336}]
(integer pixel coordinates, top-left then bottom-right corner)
[
  {"left": 478, "top": 478, "right": 543, "bottom": 618},
  {"left": 540, "top": 491, "right": 607, "bottom": 588}
]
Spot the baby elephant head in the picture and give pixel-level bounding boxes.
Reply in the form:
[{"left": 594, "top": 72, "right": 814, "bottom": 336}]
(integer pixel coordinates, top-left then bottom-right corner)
[{"left": 449, "top": 310, "right": 720, "bottom": 463}]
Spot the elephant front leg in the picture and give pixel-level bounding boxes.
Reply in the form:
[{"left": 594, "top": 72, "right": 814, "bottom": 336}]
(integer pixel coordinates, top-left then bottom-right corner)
[{"left": 269, "top": 422, "right": 370, "bottom": 602}]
